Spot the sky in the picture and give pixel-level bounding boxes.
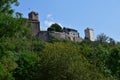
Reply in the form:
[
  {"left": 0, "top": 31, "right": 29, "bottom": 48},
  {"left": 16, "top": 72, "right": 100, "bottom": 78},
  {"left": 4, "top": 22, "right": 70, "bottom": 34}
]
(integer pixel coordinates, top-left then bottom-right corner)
[{"left": 13, "top": 0, "right": 120, "bottom": 41}]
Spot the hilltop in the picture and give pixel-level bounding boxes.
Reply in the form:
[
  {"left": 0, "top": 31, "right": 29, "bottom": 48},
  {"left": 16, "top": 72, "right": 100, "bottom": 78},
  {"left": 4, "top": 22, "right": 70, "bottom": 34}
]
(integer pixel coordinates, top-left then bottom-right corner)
[{"left": 0, "top": 0, "right": 120, "bottom": 80}]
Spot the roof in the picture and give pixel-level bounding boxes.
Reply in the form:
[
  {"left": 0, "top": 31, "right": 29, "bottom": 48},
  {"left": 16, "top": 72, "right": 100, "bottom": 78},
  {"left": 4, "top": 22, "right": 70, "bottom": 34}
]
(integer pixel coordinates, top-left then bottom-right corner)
[
  {"left": 63, "top": 27, "right": 78, "bottom": 32},
  {"left": 85, "top": 27, "right": 94, "bottom": 31},
  {"left": 29, "top": 11, "right": 38, "bottom": 15}
]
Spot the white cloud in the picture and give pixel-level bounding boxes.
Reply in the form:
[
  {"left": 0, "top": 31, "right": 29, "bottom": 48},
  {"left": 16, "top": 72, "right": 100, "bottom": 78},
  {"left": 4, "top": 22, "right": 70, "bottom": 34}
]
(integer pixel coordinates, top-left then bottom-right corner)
[
  {"left": 47, "top": 14, "right": 52, "bottom": 19},
  {"left": 43, "top": 13, "right": 63, "bottom": 30},
  {"left": 44, "top": 20, "right": 54, "bottom": 28},
  {"left": 57, "top": 23, "right": 63, "bottom": 28},
  {"left": 44, "top": 20, "right": 63, "bottom": 27},
  {"left": 44, "top": 14, "right": 54, "bottom": 28}
]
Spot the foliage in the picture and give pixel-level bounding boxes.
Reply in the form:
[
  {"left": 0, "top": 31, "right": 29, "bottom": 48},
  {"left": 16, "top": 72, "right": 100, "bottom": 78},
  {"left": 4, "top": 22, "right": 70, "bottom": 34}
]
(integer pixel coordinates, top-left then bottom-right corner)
[
  {"left": 0, "top": 1, "right": 120, "bottom": 80},
  {"left": 33, "top": 42, "right": 108, "bottom": 80},
  {"left": 47, "top": 23, "right": 63, "bottom": 32},
  {"left": 107, "top": 46, "right": 120, "bottom": 79},
  {"left": 0, "top": 51, "right": 17, "bottom": 80},
  {"left": 13, "top": 51, "right": 38, "bottom": 80},
  {"left": 109, "top": 37, "right": 116, "bottom": 46},
  {"left": 96, "top": 33, "right": 109, "bottom": 43},
  {"left": 0, "top": 13, "right": 118, "bottom": 79},
  {"left": 0, "top": 13, "right": 28, "bottom": 38},
  {"left": 0, "top": 0, "right": 19, "bottom": 15}
]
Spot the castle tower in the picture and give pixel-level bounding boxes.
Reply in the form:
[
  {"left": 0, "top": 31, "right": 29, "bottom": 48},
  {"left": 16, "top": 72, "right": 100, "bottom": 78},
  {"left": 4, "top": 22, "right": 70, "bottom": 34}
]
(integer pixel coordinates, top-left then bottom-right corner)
[
  {"left": 84, "top": 28, "right": 94, "bottom": 41},
  {"left": 28, "top": 11, "right": 40, "bottom": 36}
]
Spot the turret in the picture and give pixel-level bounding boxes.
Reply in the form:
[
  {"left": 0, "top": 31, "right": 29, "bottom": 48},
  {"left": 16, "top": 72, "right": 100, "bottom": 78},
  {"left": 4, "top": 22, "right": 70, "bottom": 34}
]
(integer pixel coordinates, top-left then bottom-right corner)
[
  {"left": 84, "top": 28, "right": 94, "bottom": 41},
  {"left": 28, "top": 11, "right": 40, "bottom": 36}
]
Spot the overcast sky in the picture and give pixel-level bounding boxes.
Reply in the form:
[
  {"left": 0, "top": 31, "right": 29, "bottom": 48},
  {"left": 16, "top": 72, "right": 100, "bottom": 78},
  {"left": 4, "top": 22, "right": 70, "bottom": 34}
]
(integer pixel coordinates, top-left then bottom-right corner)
[{"left": 13, "top": 0, "right": 120, "bottom": 41}]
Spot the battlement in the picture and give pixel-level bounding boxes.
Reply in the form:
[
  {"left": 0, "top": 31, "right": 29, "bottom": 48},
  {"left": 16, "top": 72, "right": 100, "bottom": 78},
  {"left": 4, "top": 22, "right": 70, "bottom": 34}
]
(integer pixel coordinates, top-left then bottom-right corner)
[{"left": 28, "top": 11, "right": 39, "bottom": 21}]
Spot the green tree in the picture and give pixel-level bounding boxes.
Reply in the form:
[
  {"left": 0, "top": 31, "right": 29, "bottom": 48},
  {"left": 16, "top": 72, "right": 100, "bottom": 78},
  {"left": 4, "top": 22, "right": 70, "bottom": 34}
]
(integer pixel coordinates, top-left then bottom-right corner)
[
  {"left": 32, "top": 42, "right": 110, "bottom": 80},
  {"left": 0, "top": 51, "right": 17, "bottom": 80},
  {"left": 78, "top": 40, "right": 114, "bottom": 79},
  {"left": 47, "top": 23, "right": 63, "bottom": 32},
  {"left": 15, "top": 12, "right": 23, "bottom": 18},
  {"left": 96, "top": 33, "right": 109, "bottom": 43},
  {"left": 13, "top": 51, "right": 38, "bottom": 80},
  {"left": 109, "top": 37, "right": 116, "bottom": 46},
  {"left": 0, "top": 13, "right": 28, "bottom": 38},
  {"left": 107, "top": 46, "right": 120, "bottom": 79},
  {"left": 0, "top": 0, "right": 19, "bottom": 15}
]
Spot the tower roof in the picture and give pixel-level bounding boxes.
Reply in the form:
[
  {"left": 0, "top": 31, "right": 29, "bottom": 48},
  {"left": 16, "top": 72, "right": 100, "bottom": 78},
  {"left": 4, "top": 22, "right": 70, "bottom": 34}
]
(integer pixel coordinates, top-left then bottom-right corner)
[
  {"left": 29, "top": 11, "right": 38, "bottom": 15},
  {"left": 28, "top": 11, "right": 39, "bottom": 21},
  {"left": 85, "top": 27, "right": 94, "bottom": 31},
  {"left": 63, "top": 27, "right": 78, "bottom": 32}
]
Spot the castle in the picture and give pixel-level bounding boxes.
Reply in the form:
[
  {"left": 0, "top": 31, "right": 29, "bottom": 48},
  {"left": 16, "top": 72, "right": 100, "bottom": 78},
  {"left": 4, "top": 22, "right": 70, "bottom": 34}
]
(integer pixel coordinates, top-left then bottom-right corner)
[{"left": 28, "top": 11, "right": 94, "bottom": 42}]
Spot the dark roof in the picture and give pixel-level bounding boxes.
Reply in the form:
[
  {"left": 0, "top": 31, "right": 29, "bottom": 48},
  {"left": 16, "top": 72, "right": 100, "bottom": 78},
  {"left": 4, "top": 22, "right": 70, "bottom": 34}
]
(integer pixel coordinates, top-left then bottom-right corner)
[
  {"left": 29, "top": 11, "right": 38, "bottom": 15},
  {"left": 85, "top": 27, "right": 94, "bottom": 31},
  {"left": 63, "top": 27, "right": 78, "bottom": 32}
]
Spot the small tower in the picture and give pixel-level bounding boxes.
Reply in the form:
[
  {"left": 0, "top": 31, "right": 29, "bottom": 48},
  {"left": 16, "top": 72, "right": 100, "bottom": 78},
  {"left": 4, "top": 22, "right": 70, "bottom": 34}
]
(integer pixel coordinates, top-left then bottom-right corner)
[
  {"left": 28, "top": 11, "right": 40, "bottom": 36},
  {"left": 84, "top": 28, "right": 94, "bottom": 41}
]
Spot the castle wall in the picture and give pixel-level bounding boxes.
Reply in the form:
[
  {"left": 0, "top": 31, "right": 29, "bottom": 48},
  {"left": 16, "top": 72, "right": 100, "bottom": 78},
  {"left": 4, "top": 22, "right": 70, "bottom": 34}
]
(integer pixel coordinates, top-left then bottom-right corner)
[
  {"left": 50, "top": 32, "right": 82, "bottom": 42},
  {"left": 37, "top": 31, "right": 82, "bottom": 42},
  {"left": 49, "top": 32, "right": 66, "bottom": 40},
  {"left": 74, "top": 37, "right": 83, "bottom": 42},
  {"left": 37, "top": 31, "right": 50, "bottom": 41},
  {"left": 29, "top": 21, "right": 40, "bottom": 36}
]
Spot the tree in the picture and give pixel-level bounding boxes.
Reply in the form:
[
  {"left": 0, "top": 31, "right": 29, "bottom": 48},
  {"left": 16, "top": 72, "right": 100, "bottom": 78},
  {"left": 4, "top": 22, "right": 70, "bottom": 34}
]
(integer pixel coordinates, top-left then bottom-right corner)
[
  {"left": 109, "top": 37, "right": 116, "bottom": 46},
  {"left": 0, "top": 51, "right": 17, "bottom": 80},
  {"left": 96, "top": 33, "right": 109, "bottom": 43},
  {"left": 47, "top": 23, "right": 63, "bottom": 32},
  {"left": 15, "top": 12, "right": 23, "bottom": 18},
  {"left": 31, "top": 42, "right": 110, "bottom": 80},
  {"left": 0, "top": 0, "right": 19, "bottom": 15},
  {"left": 79, "top": 40, "right": 115, "bottom": 79},
  {"left": 0, "top": 13, "right": 28, "bottom": 38},
  {"left": 107, "top": 46, "right": 120, "bottom": 79},
  {"left": 13, "top": 51, "right": 38, "bottom": 80}
]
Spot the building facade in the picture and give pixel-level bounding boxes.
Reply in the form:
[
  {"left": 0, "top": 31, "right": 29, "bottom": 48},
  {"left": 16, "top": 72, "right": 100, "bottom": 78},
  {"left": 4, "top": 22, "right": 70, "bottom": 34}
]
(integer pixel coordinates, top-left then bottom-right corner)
[
  {"left": 84, "top": 28, "right": 94, "bottom": 41},
  {"left": 63, "top": 27, "right": 80, "bottom": 41}
]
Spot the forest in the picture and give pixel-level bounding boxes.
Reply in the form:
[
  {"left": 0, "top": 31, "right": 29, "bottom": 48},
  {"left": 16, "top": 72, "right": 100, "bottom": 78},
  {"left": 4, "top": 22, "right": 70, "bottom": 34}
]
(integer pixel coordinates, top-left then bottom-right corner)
[{"left": 0, "top": 0, "right": 120, "bottom": 80}]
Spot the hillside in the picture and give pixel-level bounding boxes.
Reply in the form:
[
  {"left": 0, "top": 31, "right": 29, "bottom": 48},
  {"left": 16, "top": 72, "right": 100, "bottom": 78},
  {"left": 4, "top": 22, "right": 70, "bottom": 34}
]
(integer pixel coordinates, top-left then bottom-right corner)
[{"left": 0, "top": 0, "right": 120, "bottom": 80}]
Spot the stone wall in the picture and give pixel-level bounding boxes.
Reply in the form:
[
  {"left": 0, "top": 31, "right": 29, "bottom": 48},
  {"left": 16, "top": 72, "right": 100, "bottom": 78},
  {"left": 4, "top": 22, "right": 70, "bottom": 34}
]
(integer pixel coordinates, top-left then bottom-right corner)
[
  {"left": 49, "top": 32, "right": 66, "bottom": 40},
  {"left": 37, "top": 31, "right": 82, "bottom": 42},
  {"left": 84, "top": 28, "right": 94, "bottom": 41},
  {"left": 36, "top": 31, "right": 50, "bottom": 41}
]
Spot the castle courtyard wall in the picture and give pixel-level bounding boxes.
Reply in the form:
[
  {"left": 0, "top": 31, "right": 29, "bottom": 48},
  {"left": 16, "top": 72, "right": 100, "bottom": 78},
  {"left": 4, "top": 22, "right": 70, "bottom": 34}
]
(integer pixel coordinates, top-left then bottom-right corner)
[{"left": 37, "top": 31, "right": 82, "bottom": 42}]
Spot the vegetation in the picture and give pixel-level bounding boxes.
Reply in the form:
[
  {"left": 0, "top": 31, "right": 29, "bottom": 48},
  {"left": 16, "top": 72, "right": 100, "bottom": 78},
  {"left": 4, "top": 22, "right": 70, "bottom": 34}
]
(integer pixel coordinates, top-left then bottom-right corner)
[
  {"left": 0, "top": 0, "right": 19, "bottom": 15},
  {"left": 0, "top": 1, "right": 120, "bottom": 80},
  {"left": 47, "top": 23, "right": 63, "bottom": 32}
]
